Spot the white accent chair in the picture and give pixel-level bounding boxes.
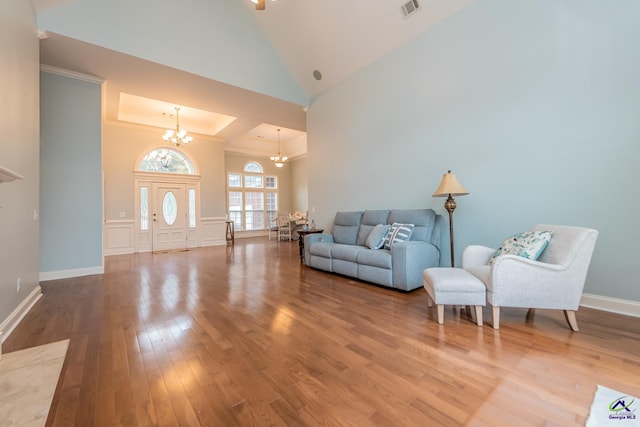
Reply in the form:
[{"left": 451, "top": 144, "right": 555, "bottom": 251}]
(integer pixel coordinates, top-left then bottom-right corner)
[{"left": 462, "top": 224, "right": 598, "bottom": 331}]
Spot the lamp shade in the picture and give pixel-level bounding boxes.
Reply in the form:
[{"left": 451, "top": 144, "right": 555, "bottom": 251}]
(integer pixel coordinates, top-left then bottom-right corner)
[{"left": 433, "top": 170, "right": 469, "bottom": 197}]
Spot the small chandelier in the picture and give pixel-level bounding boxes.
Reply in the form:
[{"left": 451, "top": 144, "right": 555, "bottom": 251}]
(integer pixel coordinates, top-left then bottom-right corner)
[
  {"left": 270, "top": 128, "right": 287, "bottom": 168},
  {"left": 251, "top": 0, "right": 274, "bottom": 11},
  {"left": 162, "top": 107, "right": 193, "bottom": 147}
]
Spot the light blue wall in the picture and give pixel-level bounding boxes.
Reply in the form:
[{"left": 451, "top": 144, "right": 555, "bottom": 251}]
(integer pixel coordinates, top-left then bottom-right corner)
[
  {"left": 36, "top": 0, "right": 307, "bottom": 105},
  {"left": 40, "top": 72, "right": 103, "bottom": 273},
  {"left": 307, "top": 0, "right": 640, "bottom": 301}
]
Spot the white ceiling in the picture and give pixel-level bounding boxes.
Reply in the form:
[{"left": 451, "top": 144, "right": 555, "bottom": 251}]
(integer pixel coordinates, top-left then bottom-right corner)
[
  {"left": 250, "top": 0, "right": 475, "bottom": 99},
  {"left": 34, "top": 0, "right": 474, "bottom": 157}
]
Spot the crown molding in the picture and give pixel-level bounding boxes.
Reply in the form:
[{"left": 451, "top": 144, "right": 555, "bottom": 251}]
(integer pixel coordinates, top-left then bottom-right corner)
[{"left": 40, "top": 65, "right": 105, "bottom": 84}]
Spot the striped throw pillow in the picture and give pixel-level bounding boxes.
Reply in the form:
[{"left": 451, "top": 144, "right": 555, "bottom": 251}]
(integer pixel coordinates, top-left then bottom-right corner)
[{"left": 383, "top": 223, "right": 415, "bottom": 250}]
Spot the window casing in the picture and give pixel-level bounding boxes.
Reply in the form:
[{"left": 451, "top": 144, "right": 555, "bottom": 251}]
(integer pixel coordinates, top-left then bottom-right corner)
[{"left": 228, "top": 162, "right": 278, "bottom": 231}]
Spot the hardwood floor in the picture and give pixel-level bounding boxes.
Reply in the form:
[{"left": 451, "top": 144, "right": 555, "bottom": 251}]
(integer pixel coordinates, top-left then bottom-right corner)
[{"left": 5, "top": 238, "right": 640, "bottom": 426}]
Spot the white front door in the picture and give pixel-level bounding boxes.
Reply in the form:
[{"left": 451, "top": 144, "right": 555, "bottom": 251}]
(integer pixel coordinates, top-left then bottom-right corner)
[{"left": 152, "top": 183, "right": 187, "bottom": 252}]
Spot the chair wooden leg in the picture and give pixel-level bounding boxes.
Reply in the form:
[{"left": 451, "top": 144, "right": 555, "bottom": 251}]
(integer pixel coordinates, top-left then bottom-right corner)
[
  {"left": 526, "top": 308, "right": 536, "bottom": 322},
  {"left": 436, "top": 305, "right": 444, "bottom": 325},
  {"left": 426, "top": 294, "right": 433, "bottom": 308},
  {"left": 564, "top": 310, "right": 579, "bottom": 332},
  {"left": 474, "top": 306, "right": 483, "bottom": 326},
  {"left": 492, "top": 306, "right": 500, "bottom": 329}
]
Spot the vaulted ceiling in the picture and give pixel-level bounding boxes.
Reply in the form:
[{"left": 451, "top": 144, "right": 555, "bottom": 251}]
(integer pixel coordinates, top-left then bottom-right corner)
[{"left": 33, "top": 0, "right": 474, "bottom": 157}]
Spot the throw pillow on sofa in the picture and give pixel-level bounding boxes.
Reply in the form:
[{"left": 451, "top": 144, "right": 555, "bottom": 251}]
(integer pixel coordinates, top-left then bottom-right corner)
[
  {"left": 365, "top": 224, "right": 391, "bottom": 249},
  {"left": 383, "top": 223, "right": 415, "bottom": 250},
  {"left": 490, "top": 230, "right": 552, "bottom": 263}
]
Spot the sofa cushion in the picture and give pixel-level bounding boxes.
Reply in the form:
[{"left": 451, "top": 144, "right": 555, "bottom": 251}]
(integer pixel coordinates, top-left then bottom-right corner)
[
  {"left": 309, "top": 242, "right": 334, "bottom": 258},
  {"left": 388, "top": 209, "right": 435, "bottom": 242},
  {"left": 356, "top": 210, "right": 391, "bottom": 246},
  {"left": 490, "top": 230, "right": 552, "bottom": 263},
  {"left": 383, "top": 223, "right": 415, "bottom": 250},
  {"left": 331, "top": 244, "right": 363, "bottom": 262},
  {"left": 356, "top": 248, "right": 392, "bottom": 269},
  {"left": 358, "top": 264, "right": 393, "bottom": 287},
  {"left": 332, "top": 211, "right": 363, "bottom": 245},
  {"left": 365, "top": 224, "right": 390, "bottom": 249}
]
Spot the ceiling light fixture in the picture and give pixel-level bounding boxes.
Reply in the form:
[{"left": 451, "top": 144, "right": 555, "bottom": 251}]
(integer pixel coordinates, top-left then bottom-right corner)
[
  {"left": 251, "top": 0, "right": 275, "bottom": 10},
  {"left": 270, "top": 128, "right": 287, "bottom": 168},
  {"left": 162, "top": 107, "right": 193, "bottom": 147}
]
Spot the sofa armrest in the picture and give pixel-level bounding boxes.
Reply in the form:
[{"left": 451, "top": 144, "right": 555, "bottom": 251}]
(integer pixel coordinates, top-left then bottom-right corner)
[
  {"left": 491, "top": 254, "right": 567, "bottom": 287},
  {"left": 305, "top": 233, "right": 334, "bottom": 245},
  {"left": 391, "top": 241, "right": 440, "bottom": 291},
  {"left": 304, "top": 233, "right": 335, "bottom": 265},
  {"left": 462, "top": 245, "right": 495, "bottom": 268}
]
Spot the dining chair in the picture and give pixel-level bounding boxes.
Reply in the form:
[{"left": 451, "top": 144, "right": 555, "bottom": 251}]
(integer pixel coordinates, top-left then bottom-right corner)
[
  {"left": 267, "top": 213, "right": 279, "bottom": 240},
  {"left": 277, "top": 214, "right": 292, "bottom": 241}
]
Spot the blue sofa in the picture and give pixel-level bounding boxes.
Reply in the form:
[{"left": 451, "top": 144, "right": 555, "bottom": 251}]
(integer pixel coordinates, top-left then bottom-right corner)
[{"left": 304, "top": 209, "right": 444, "bottom": 291}]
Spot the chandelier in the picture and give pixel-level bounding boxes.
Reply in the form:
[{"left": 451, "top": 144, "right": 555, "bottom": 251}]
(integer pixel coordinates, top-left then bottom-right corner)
[
  {"left": 270, "top": 128, "right": 287, "bottom": 168},
  {"left": 251, "top": 0, "right": 275, "bottom": 10},
  {"left": 162, "top": 107, "right": 193, "bottom": 147}
]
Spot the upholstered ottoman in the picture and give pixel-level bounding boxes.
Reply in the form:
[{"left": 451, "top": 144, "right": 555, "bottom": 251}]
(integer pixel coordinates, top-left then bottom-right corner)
[{"left": 422, "top": 268, "right": 486, "bottom": 326}]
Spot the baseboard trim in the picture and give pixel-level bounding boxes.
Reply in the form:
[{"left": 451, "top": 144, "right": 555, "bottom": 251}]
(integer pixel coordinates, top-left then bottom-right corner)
[
  {"left": 0, "top": 286, "right": 42, "bottom": 344},
  {"left": 580, "top": 293, "right": 640, "bottom": 318},
  {"left": 40, "top": 265, "right": 104, "bottom": 282}
]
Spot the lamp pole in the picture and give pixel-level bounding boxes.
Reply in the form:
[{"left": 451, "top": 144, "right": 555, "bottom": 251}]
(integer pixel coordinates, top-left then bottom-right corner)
[
  {"left": 432, "top": 170, "right": 469, "bottom": 268},
  {"left": 444, "top": 194, "right": 457, "bottom": 268}
]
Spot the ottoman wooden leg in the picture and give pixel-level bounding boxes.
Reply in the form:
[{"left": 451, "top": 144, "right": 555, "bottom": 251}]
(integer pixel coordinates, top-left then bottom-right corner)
[
  {"left": 474, "top": 306, "right": 483, "bottom": 326},
  {"left": 436, "top": 305, "right": 444, "bottom": 324},
  {"left": 492, "top": 306, "right": 500, "bottom": 329}
]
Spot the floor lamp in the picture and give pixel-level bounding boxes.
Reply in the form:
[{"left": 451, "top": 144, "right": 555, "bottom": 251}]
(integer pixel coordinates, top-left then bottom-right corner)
[{"left": 433, "top": 170, "right": 469, "bottom": 267}]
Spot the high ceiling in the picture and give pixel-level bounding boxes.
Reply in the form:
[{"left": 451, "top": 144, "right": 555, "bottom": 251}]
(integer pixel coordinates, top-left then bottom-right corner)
[
  {"left": 34, "top": 0, "right": 474, "bottom": 157},
  {"left": 39, "top": 32, "right": 309, "bottom": 158}
]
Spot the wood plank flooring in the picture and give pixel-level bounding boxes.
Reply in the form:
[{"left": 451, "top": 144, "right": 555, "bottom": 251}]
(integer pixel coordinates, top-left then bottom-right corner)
[{"left": 4, "top": 238, "right": 640, "bottom": 426}]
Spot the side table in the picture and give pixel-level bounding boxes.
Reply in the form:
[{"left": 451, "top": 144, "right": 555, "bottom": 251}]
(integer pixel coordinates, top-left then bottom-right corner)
[{"left": 297, "top": 229, "right": 324, "bottom": 264}]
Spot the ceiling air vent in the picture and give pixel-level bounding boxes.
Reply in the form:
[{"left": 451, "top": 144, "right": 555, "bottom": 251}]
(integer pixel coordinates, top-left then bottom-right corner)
[{"left": 401, "top": 0, "right": 421, "bottom": 18}]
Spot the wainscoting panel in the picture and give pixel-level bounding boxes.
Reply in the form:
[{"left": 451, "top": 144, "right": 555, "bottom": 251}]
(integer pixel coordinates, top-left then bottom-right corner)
[
  {"left": 187, "top": 227, "right": 200, "bottom": 248},
  {"left": 104, "top": 220, "right": 135, "bottom": 256},
  {"left": 104, "top": 217, "right": 247, "bottom": 253},
  {"left": 201, "top": 217, "right": 227, "bottom": 247}
]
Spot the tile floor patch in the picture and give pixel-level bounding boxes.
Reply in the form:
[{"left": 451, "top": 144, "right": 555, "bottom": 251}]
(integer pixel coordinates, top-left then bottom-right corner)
[{"left": 0, "top": 340, "right": 69, "bottom": 427}]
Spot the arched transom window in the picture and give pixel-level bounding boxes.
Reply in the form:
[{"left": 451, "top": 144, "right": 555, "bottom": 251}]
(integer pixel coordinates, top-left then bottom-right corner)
[{"left": 138, "top": 148, "right": 196, "bottom": 174}]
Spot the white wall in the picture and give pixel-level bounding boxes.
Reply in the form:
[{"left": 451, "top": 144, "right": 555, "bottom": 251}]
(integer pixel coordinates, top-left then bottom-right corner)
[
  {"left": 307, "top": 1, "right": 640, "bottom": 302},
  {"left": 290, "top": 156, "right": 309, "bottom": 216},
  {"left": 0, "top": 1, "right": 40, "bottom": 327},
  {"left": 103, "top": 123, "right": 227, "bottom": 221}
]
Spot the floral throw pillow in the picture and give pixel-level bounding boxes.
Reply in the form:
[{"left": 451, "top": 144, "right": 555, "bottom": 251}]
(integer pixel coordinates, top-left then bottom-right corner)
[{"left": 490, "top": 230, "right": 552, "bottom": 264}]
